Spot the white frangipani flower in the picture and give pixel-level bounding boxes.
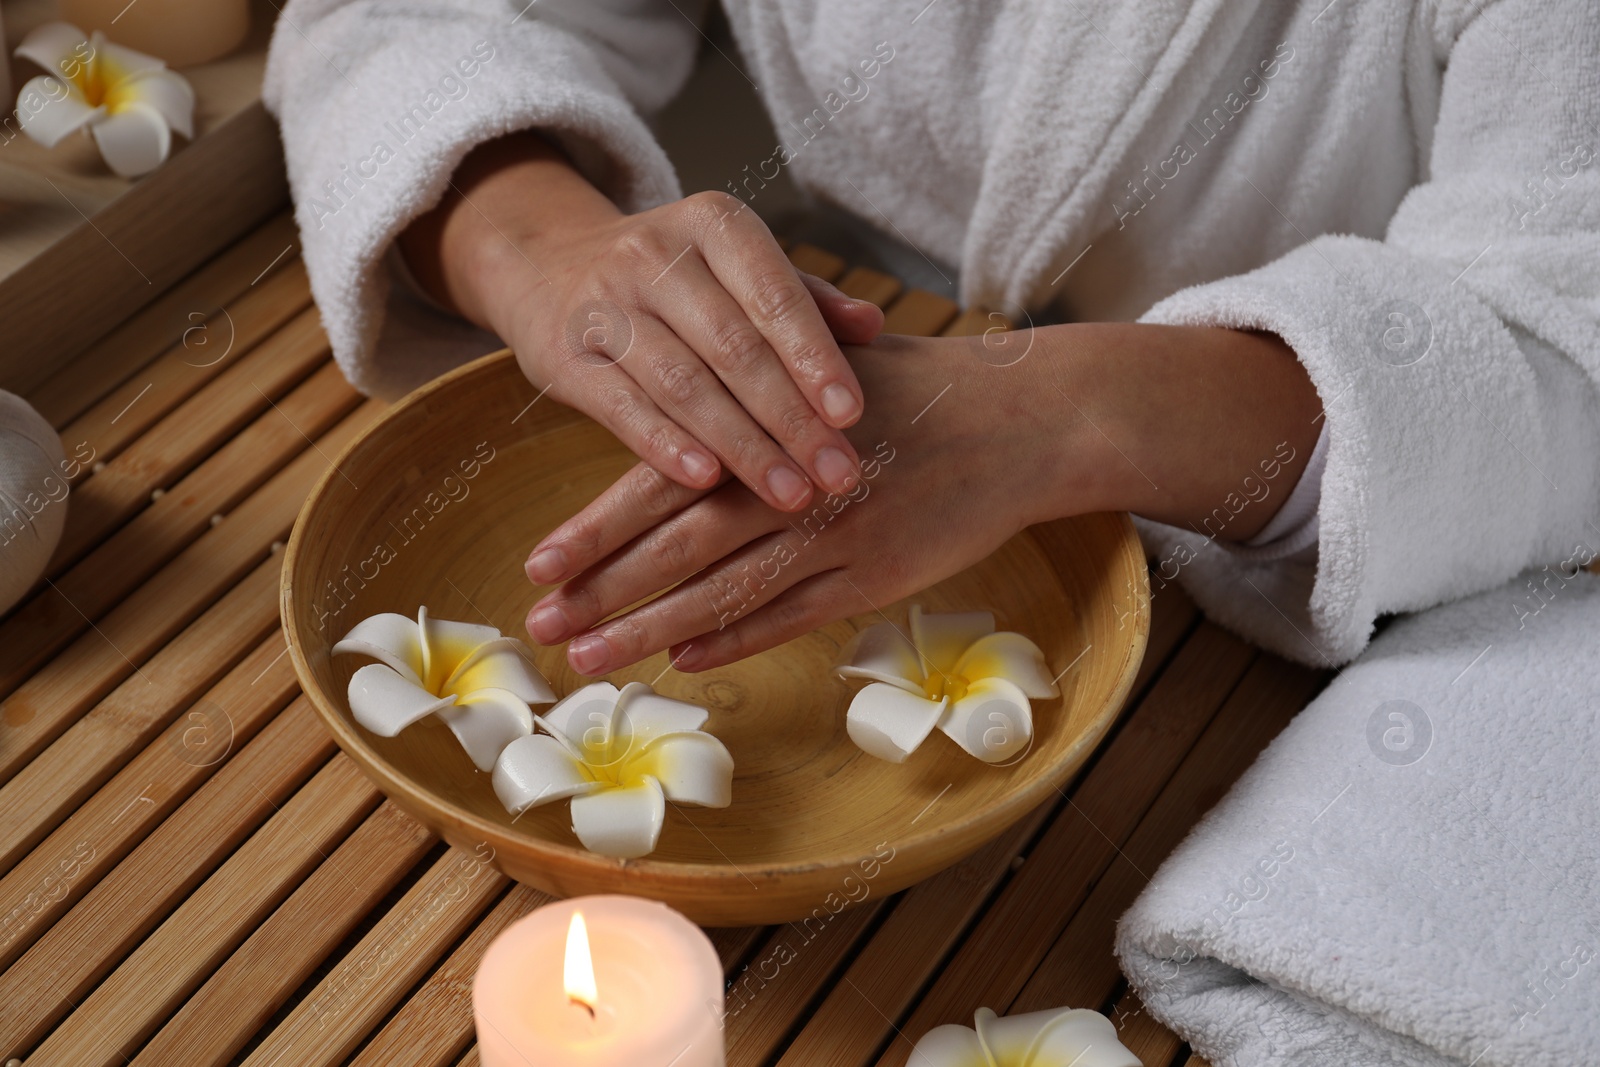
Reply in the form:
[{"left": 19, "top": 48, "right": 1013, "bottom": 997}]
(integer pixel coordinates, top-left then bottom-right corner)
[
  {"left": 834, "top": 605, "right": 1059, "bottom": 764},
  {"left": 14, "top": 23, "right": 195, "bottom": 178},
  {"left": 333, "top": 608, "right": 556, "bottom": 772},
  {"left": 494, "top": 681, "right": 734, "bottom": 859},
  {"left": 911, "top": 1007, "right": 1142, "bottom": 1067}
]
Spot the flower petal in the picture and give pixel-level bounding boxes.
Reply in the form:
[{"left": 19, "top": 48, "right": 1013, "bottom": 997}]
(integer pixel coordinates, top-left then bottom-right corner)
[
  {"left": 909, "top": 604, "right": 995, "bottom": 678},
  {"left": 116, "top": 68, "right": 194, "bottom": 139},
  {"left": 614, "top": 681, "right": 709, "bottom": 744},
  {"left": 416, "top": 606, "right": 501, "bottom": 690},
  {"left": 444, "top": 637, "right": 556, "bottom": 706},
  {"left": 1015, "top": 1008, "right": 1141, "bottom": 1067},
  {"left": 541, "top": 681, "right": 622, "bottom": 749},
  {"left": 15, "top": 76, "right": 100, "bottom": 147},
  {"left": 953, "top": 631, "right": 1060, "bottom": 699},
  {"left": 834, "top": 621, "right": 924, "bottom": 692},
  {"left": 333, "top": 613, "right": 424, "bottom": 685},
  {"left": 438, "top": 687, "right": 533, "bottom": 772},
  {"left": 493, "top": 733, "right": 597, "bottom": 814},
  {"left": 909, "top": 1022, "right": 988, "bottom": 1066},
  {"left": 633, "top": 732, "right": 732, "bottom": 807},
  {"left": 569, "top": 777, "right": 666, "bottom": 858},
  {"left": 90, "top": 101, "right": 169, "bottom": 177},
  {"left": 14, "top": 22, "right": 91, "bottom": 76},
  {"left": 92, "top": 31, "right": 166, "bottom": 81},
  {"left": 939, "top": 676, "right": 1034, "bottom": 763},
  {"left": 846, "top": 682, "right": 946, "bottom": 763},
  {"left": 347, "top": 663, "right": 454, "bottom": 737}
]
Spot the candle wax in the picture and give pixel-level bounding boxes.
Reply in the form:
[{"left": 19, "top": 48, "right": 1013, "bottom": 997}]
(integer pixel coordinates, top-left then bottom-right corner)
[{"left": 474, "top": 895, "right": 724, "bottom": 1067}]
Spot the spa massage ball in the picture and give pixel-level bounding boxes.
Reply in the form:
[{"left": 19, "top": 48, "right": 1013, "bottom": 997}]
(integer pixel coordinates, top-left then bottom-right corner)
[{"left": 0, "top": 391, "right": 68, "bottom": 614}]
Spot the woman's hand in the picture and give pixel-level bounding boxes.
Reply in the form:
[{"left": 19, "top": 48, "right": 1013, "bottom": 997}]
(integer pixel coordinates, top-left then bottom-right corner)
[
  {"left": 522, "top": 333, "right": 1086, "bottom": 674},
  {"left": 400, "top": 132, "right": 885, "bottom": 512},
  {"left": 523, "top": 322, "right": 1323, "bottom": 675}
]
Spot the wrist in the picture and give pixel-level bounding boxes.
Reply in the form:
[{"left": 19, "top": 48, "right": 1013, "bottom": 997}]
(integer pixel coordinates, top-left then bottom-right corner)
[{"left": 398, "top": 131, "right": 622, "bottom": 338}]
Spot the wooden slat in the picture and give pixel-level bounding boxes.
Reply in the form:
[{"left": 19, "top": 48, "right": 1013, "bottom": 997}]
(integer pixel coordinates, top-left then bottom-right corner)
[
  {"left": 881, "top": 290, "right": 958, "bottom": 336},
  {"left": 1007, "top": 657, "right": 1325, "bottom": 1014},
  {"left": 940, "top": 307, "right": 1001, "bottom": 338},
  {"left": 769, "top": 583, "right": 1201, "bottom": 1067},
  {"left": 725, "top": 902, "right": 885, "bottom": 1065},
  {"left": 0, "top": 587, "right": 287, "bottom": 877},
  {"left": 349, "top": 885, "right": 546, "bottom": 1067},
  {"left": 132, "top": 802, "right": 438, "bottom": 1066},
  {"left": 26, "top": 211, "right": 302, "bottom": 429},
  {"left": 241, "top": 848, "right": 510, "bottom": 1067},
  {"left": 49, "top": 306, "right": 337, "bottom": 572},
  {"left": 872, "top": 626, "right": 1257, "bottom": 1067},
  {"left": 0, "top": 399, "right": 384, "bottom": 779},
  {"left": 53, "top": 259, "right": 314, "bottom": 475},
  {"left": 23, "top": 756, "right": 379, "bottom": 1066},
  {"left": 834, "top": 267, "right": 903, "bottom": 309},
  {"left": 0, "top": 354, "right": 346, "bottom": 719},
  {"left": 786, "top": 244, "right": 847, "bottom": 282},
  {"left": 0, "top": 697, "right": 335, "bottom": 1055},
  {"left": 0, "top": 625, "right": 296, "bottom": 971}
]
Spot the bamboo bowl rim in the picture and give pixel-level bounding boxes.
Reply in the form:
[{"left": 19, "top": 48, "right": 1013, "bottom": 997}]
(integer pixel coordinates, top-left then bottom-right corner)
[{"left": 282, "top": 349, "right": 1151, "bottom": 912}]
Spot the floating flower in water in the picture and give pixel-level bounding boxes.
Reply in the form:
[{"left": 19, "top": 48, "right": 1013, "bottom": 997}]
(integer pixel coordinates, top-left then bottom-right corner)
[
  {"left": 494, "top": 681, "right": 733, "bottom": 859},
  {"left": 834, "top": 605, "right": 1058, "bottom": 763},
  {"left": 333, "top": 608, "right": 556, "bottom": 772},
  {"left": 14, "top": 23, "right": 194, "bottom": 177},
  {"left": 912, "top": 1006, "right": 1142, "bottom": 1067}
]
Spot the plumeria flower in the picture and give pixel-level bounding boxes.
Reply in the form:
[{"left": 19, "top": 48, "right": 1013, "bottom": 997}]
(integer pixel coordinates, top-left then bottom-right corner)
[
  {"left": 14, "top": 23, "right": 195, "bottom": 178},
  {"left": 912, "top": 1007, "right": 1141, "bottom": 1067},
  {"left": 493, "top": 681, "right": 733, "bottom": 859},
  {"left": 834, "top": 605, "right": 1059, "bottom": 764},
  {"left": 333, "top": 608, "right": 556, "bottom": 772}
]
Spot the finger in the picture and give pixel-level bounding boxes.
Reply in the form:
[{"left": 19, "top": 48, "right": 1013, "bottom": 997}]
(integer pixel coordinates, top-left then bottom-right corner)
[
  {"left": 689, "top": 194, "right": 865, "bottom": 429},
  {"left": 525, "top": 461, "right": 717, "bottom": 585},
  {"left": 650, "top": 257, "right": 862, "bottom": 497},
  {"left": 799, "top": 272, "right": 885, "bottom": 346},
  {"left": 670, "top": 569, "right": 865, "bottom": 672},
  {"left": 563, "top": 527, "right": 822, "bottom": 675},
  {"left": 527, "top": 338, "right": 720, "bottom": 495},
  {"left": 528, "top": 486, "right": 786, "bottom": 644},
  {"left": 626, "top": 315, "right": 823, "bottom": 510}
]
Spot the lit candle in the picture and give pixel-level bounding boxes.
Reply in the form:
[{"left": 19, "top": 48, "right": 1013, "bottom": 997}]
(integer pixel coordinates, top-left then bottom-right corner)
[
  {"left": 474, "top": 895, "right": 725, "bottom": 1066},
  {"left": 911, "top": 1006, "right": 1142, "bottom": 1066}
]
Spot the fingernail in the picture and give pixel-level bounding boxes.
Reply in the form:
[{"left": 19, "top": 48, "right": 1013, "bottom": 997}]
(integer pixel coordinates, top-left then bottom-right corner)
[
  {"left": 673, "top": 642, "right": 706, "bottom": 671},
  {"left": 568, "top": 633, "right": 609, "bottom": 675},
  {"left": 766, "top": 465, "right": 811, "bottom": 509},
  {"left": 528, "top": 603, "right": 567, "bottom": 643},
  {"left": 821, "top": 383, "right": 861, "bottom": 424},
  {"left": 526, "top": 546, "right": 568, "bottom": 583},
  {"left": 814, "top": 446, "right": 857, "bottom": 495},
  {"left": 680, "top": 449, "right": 717, "bottom": 485}
]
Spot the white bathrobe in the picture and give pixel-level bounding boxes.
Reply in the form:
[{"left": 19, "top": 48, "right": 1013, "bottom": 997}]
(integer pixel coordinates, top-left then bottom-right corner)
[{"left": 263, "top": 2, "right": 1600, "bottom": 1063}]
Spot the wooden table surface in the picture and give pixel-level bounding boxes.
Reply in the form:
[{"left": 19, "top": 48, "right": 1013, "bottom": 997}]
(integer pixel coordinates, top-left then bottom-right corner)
[{"left": 0, "top": 212, "right": 1327, "bottom": 1067}]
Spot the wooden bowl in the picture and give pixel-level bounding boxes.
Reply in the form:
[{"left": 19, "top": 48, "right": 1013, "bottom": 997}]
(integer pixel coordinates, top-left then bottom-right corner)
[{"left": 282, "top": 350, "right": 1150, "bottom": 926}]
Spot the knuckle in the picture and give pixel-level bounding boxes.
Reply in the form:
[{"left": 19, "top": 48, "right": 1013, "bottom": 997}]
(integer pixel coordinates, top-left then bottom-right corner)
[
  {"left": 707, "top": 318, "right": 769, "bottom": 374},
  {"left": 638, "top": 421, "right": 680, "bottom": 464},
  {"left": 600, "top": 384, "right": 641, "bottom": 426},
  {"left": 727, "top": 432, "right": 770, "bottom": 472},
  {"left": 776, "top": 403, "right": 819, "bottom": 444},
  {"left": 631, "top": 466, "right": 678, "bottom": 518},
  {"left": 785, "top": 342, "right": 831, "bottom": 384},
  {"left": 647, "top": 523, "right": 694, "bottom": 574},
  {"left": 605, "top": 615, "right": 649, "bottom": 658},
  {"left": 653, "top": 357, "right": 701, "bottom": 406},
  {"left": 561, "top": 582, "right": 602, "bottom": 621},
  {"left": 751, "top": 272, "right": 808, "bottom": 324}
]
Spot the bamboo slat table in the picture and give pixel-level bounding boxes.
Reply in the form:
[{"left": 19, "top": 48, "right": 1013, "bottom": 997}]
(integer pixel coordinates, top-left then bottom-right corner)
[{"left": 0, "top": 211, "right": 1327, "bottom": 1067}]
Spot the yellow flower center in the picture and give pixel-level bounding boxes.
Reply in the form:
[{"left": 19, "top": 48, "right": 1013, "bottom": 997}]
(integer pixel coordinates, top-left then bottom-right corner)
[{"left": 922, "top": 672, "right": 970, "bottom": 703}]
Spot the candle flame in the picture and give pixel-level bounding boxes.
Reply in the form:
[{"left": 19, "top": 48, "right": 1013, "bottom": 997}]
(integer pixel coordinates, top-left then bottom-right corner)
[{"left": 564, "top": 911, "right": 598, "bottom": 1010}]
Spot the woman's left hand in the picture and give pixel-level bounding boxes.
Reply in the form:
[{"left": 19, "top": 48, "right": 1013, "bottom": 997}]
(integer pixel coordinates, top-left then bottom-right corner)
[{"left": 523, "top": 333, "right": 1083, "bottom": 674}]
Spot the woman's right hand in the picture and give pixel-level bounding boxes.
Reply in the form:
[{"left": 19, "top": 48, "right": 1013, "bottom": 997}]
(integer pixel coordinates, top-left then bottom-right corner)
[{"left": 400, "top": 131, "right": 885, "bottom": 513}]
